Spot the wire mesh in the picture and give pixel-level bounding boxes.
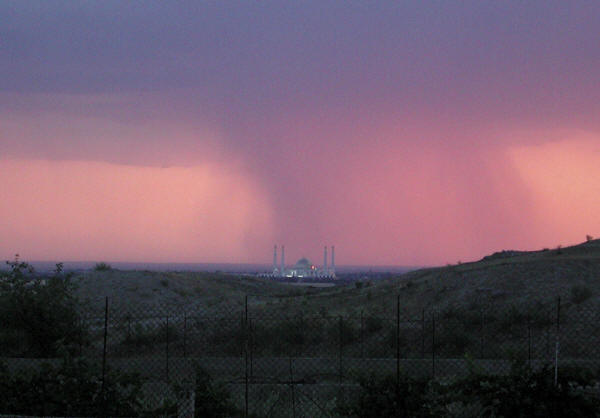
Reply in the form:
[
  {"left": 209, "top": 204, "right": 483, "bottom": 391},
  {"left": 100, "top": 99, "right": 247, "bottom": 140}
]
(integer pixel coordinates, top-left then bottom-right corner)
[{"left": 2, "top": 295, "right": 600, "bottom": 416}]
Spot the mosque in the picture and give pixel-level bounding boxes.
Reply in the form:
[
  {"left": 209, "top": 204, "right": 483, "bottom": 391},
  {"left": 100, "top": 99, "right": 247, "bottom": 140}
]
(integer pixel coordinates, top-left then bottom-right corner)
[{"left": 271, "top": 245, "right": 336, "bottom": 278}]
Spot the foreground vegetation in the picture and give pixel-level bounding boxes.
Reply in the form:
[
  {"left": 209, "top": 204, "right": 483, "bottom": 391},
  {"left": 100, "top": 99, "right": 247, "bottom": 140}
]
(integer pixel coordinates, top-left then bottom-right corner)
[
  {"left": 3, "top": 239, "right": 600, "bottom": 416},
  {"left": 337, "top": 362, "right": 600, "bottom": 417}
]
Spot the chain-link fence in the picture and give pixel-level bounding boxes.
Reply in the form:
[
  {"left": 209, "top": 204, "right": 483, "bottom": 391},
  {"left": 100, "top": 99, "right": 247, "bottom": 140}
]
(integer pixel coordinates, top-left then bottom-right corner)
[{"left": 2, "top": 295, "right": 600, "bottom": 417}]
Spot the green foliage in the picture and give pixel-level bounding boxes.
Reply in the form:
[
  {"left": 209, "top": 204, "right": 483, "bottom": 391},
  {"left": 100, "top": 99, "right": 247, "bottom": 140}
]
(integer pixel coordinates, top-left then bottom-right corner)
[
  {"left": 336, "top": 363, "right": 600, "bottom": 418},
  {"left": 571, "top": 285, "right": 593, "bottom": 304},
  {"left": 0, "top": 257, "right": 86, "bottom": 357},
  {"left": 335, "top": 373, "right": 431, "bottom": 417},
  {"left": 121, "top": 318, "right": 179, "bottom": 351},
  {"left": 455, "top": 362, "right": 600, "bottom": 417},
  {"left": 329, "top": 317, "right": 358, "bottom": 346},
  {"left": 94, "top": 262, "right": 112, "bottom": 271},
  {"left": 497, "top": 305, "right": 529, "bottom": 334},
  {"left": 191, "top": 364, "right": 242, "bottom": 417},
  {"left": 252, "top": 317, "right": 316, "bottom": 355},
  {"left": 0, "top": 357, "right": 144, "bottom": 417},
  {"left": 364, "top": 315, "right": 383, "bottom": 334}
]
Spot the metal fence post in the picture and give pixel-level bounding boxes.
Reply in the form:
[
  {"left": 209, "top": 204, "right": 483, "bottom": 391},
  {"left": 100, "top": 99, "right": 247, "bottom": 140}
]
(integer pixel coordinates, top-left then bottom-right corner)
[
  {"left": 338, "top": 315, "right": 343, "bottom": 385},
  {"left": 421, "top": 308, "right": 425, "bottom": 359},
  {"left": 555, "top": 296, "right": 561, "bottom": 386},
  {"left": 101, "top": 296, "right": 108, "bottom": 417},
  {"left": 244, "top": 295, "right": 249, "bottom": 418},
  {"left": 289, "top": 357, "right": 297, "bottom": 418},
  {"left": 166, "top": 315, "right": 169, "bottom": 382},
  {"left": 79, "top": 316, "right": 84, "bottom": 357},
  {"left": 546, "top": 306, "right": 551, "bottom": 360},
  {"left": 480, "top": 309, "right": 484, "bottom": 359},
  {"left": 250, "top": 318, "right": 254, "bottom": 380},
  {"left": 431, "top": 312, "right": 436, "bottom": 379},
  {"left": 183, "top": 312, "right": 187, "bottom": 358},
  {"left": 527, "top": 313, "right": 532, "bottom": 369},
  {"left": 360, "top": 310, "right": 364, "bottom": 359},
  {"left": 396, "top": 295, "right": 400, "bottom": 410}
]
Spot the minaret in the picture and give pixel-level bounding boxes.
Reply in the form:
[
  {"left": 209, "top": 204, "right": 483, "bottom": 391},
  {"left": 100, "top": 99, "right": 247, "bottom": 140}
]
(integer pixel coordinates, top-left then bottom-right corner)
[
  {"left": 273, "top": 245, "right": 278, "bottom": 275},
  {"left": 323, "top": 246, "right": 328, "bottom": 276},
  {"left": 331, "top": 245, "right": 335, "bottom": 277},
  {"left": 281, "top": 245, "right": 285, "bottom": 277}
]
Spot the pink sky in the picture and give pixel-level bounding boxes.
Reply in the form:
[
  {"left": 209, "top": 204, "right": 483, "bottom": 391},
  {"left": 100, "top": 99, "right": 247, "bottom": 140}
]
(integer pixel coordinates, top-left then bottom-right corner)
[
  {"left": 2, "top": 2, "right": 600, "bottom": 266},
  {"left": 2, "top": 132, "right": 599, "bottom": 266}
]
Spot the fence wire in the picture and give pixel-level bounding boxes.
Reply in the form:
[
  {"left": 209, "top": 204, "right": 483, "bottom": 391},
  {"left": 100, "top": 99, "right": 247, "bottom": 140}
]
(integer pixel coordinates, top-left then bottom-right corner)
[{"left": 2, "top": 295, "right": 600, "bottom": 417}]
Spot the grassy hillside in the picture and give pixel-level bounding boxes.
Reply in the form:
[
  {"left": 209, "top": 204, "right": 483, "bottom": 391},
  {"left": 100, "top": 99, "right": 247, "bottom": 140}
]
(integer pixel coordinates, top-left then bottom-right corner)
[
  {"left": 73, "top": 239, "right": 600, "bottom": 320},
  {"left": 74, "top": 269, "right": 324, "bottom": 315}
]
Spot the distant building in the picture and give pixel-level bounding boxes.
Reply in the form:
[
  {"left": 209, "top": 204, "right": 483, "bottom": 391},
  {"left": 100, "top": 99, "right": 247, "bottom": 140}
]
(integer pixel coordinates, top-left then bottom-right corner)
[{"left": 271, "top": 245, "right": 335, "bottom": 278}]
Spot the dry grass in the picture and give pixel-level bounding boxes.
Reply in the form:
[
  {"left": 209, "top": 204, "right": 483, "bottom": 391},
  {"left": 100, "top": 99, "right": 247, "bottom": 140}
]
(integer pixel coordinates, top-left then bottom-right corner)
[{"left": 74, "top": 239, "right": 600, "bottom": 320}]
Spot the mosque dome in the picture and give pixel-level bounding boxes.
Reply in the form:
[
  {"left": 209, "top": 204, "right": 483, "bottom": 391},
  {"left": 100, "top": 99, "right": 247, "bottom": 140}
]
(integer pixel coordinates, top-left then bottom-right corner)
[{"left": 294, "top": 258, "right": 312, "bottom": 269}]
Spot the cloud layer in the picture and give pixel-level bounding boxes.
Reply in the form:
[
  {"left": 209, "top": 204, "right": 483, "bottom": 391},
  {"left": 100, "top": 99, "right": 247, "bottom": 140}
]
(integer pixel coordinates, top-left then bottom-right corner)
[{"left": 1, "top": 2, "right": 600, "bottom": 265}]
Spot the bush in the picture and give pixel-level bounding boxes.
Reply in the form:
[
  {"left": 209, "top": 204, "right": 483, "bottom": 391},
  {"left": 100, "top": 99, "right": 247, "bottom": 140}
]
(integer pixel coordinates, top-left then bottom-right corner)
[
  {"left": 571, "top": 285, "right": 593, "bottom": 304},
  {"left": 0, "top": 257, "right": 86, "bottom": 357},
  {"left": 0, "top": 357, "right": 145, "bottom": 417},
  {"left": 456, "top": 362, "right": 600, "bottom": 417},
  {"left": 365, "top": 315, "right": 383, "bottom": 334},
  {"left": 94, "top": 262, "right": 112, "bottom": 271},
  {"left": 335, "top": 373, "right": 432, "bottom": 417},
  {"left": 336, "top": 363, "right": 600, "bottom": 417},
  {"left": 190, "top": 365, "right": 241, "bottom": 417}
]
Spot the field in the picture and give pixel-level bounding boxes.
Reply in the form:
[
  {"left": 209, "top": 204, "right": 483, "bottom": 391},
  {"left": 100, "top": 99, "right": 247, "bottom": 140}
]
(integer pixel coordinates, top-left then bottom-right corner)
[{"left": 3, "top": 239, "right": 600, "bottom": 416}]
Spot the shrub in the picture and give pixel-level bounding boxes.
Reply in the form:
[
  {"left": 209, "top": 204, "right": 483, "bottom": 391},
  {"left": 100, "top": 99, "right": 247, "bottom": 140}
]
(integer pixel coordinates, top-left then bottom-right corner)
[
  {"left": 335, "top": 373, "right": 432, "bottom": 417},
  {"left": 0, "top": 357, "right": 145, "bottom": 416},
  {"left": 365, "top": 315, "right": 383, "bottom": 334},
  {"left": 329, "top": 317, "right": 358, "bottom": 346},
  {"left": 123, "top": 321, "right": 178, "bottom": 347},
  {"left": 571, "top": 285, "right": 593, "bottom": 304},
  {"left": 190, "top": 365, "right": 241, "bottom": 417},
  {"left": 94, "top": 262, "right": 112, "bottom": 271},
  {"left": 0, "top": 257, "right": 86, "bottom": 357},
  {"left": 456, "top": 362, "right": 600, "bottom": 417},
  {"left": 335, "top": 363, "right": 600, "bottom": 417}
]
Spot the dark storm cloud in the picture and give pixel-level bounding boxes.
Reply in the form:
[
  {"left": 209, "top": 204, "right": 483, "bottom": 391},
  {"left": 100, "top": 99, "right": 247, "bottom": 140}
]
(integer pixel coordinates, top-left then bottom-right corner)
[{"left": 2, "top": 1, "right": 600, "bottom": 264}]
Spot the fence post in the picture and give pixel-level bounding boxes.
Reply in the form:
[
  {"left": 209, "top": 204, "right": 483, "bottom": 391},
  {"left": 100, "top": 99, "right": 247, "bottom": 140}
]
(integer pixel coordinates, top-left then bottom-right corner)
[
  {"left": 244, "top": 295, "right": 249, "bottom": 418},
  {"left": 338, "top": 315, "right": 343, "bottom": 385},
  {"left": 546, "top": 306, "right": 551, "bottom": 360},
  {"left": 431, "top": 312, "right": 436, "bottom": 379},
  {"left": 79, "top": 316, "right": 84, "bottom": 357},
  {"left": 555, "top": 296, "right": 561, "bottom": 386},
  {"left": 527, "top": 314, "right": 532, "bottom": 368},
  {"left": 250, "top": 318, "right": 254, "bottom": 380},
  {"left": 183, "top": 312, "right": 187, "bottom": 358},
  {"left": 289, "top": 357, "right": 297, "bottom": 418},
  {"left": 299, "top": 310, "right": 304, "bottom": 357},
  {"left": 101, "top": 296, "right": 108, "bottom": 417},
  {"left": 480, "top": 309, "right": 484, "bottom": 359},
  {"left": 360, "top": 310, "right": 364, "bottom": 359},
  {"left": 166, "top": 315, "right": 169, "bottom": 381},
  {"left": 396, "top": 295, "right": 400, "bottom": 410},
  {"left": 421, "top": 308, "right": 425, "bottom": 359}
]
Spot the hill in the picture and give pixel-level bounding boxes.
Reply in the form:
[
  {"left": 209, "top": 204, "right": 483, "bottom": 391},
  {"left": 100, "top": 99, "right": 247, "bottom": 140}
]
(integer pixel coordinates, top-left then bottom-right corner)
[{"left": 71, "top": 239, "right": 600, "bottom": 319}]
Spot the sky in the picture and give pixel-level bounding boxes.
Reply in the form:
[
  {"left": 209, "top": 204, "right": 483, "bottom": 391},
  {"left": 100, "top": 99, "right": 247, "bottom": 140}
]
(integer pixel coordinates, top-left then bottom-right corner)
[{"left": 1, "top": 1, "right": 600, "bottom": 266}]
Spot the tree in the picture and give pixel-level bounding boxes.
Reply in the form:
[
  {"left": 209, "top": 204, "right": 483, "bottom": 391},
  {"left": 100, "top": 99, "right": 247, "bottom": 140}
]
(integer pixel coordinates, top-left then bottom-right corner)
[{"left": 0, "top": 256, "right": 86, "bottom": 357}]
